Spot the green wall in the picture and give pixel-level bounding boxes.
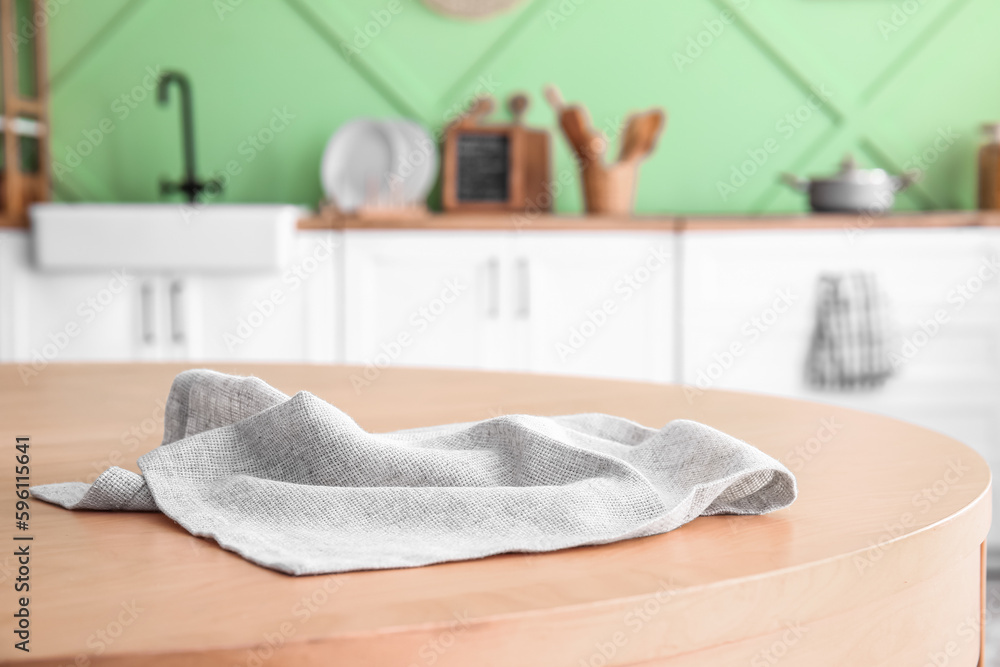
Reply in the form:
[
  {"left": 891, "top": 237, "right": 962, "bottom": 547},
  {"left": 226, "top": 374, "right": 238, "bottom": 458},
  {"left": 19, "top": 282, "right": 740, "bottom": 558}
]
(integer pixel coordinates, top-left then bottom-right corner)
[{"left": 47, "top": 0, "right": 1000, "bottom": 214}]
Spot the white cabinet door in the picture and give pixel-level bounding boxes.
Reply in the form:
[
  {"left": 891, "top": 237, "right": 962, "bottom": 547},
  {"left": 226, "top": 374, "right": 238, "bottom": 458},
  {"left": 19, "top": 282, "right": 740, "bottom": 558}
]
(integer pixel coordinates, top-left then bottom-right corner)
[
  {"left": 513, "top": 232, "right": 676, "bottom": 383},
  {"left": 342, "top": 230, "right": 512, "bottom": 373},
  {"left": 0, "top": 230, "right": 157, "bottom": 367},
  {"left": 182, "top": 231, "right": 339, "bottom": 363}
]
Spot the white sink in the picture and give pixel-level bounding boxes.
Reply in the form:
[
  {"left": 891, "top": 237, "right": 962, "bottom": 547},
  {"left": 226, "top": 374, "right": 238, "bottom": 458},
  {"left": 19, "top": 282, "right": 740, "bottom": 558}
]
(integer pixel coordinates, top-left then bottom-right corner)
[{"left": 30, "top": 203, "right": 303, "bottom": 272}]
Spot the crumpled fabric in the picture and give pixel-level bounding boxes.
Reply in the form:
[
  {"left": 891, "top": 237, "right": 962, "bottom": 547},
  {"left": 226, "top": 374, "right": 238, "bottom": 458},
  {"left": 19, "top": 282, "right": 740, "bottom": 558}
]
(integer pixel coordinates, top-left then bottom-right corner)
[{"left": 32, "top": 369, "right": 797, "bottom": 575}]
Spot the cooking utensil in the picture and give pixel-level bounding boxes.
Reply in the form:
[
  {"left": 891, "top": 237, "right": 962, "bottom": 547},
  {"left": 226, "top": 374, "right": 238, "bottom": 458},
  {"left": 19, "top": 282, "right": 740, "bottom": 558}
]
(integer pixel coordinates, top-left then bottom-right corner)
[
  {"left": 544, "top": 84, "right": 598, "bottom": 163},
  {"left": 619, "top": 110, "right": 665, "bottom": 163},
  {"left": 782, "top": 155, "right": 919, "bottom": 214},
  {"left": 545, "top": 84, "right": 667, "bottom": 215}
]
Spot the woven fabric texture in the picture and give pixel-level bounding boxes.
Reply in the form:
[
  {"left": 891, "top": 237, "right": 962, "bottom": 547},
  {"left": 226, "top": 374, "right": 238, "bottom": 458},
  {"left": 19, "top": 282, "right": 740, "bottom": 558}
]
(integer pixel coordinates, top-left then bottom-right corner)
[{"left": 31, "top": 369, "right": 797, "bottom": 575}]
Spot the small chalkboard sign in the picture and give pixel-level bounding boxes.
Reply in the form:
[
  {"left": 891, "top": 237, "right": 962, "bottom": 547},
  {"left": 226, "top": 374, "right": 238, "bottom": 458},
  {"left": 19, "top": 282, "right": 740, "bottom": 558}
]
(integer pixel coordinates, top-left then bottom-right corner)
[
  {"left": 456, "top": 133, "right": 510, "bottom": 203},
  {"left": 442, "top": 94, "right": 550, "bottom": 214}
]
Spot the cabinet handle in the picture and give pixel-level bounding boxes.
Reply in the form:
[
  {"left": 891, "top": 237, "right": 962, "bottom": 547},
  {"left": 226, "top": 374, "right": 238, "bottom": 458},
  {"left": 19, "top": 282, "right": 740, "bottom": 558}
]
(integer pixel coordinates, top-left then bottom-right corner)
[
  {"left": 140, "top": 281, "right": 155, "bottom": 344},
  {"left": 169, "top": 280, "right": 185, "bottom": 343},
  {"left": 516, "top": 257, "right": 530, "bottom": 320},
  {"left": 487, "top": 257, "right": 500, "bottom": 319}
]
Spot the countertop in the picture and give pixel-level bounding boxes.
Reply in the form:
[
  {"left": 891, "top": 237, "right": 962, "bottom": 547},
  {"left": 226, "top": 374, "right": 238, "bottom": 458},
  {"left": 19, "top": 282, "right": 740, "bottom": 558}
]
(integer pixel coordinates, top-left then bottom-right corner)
[{"left": 298, "top": 210, "right": 1000, "bottom": 231}]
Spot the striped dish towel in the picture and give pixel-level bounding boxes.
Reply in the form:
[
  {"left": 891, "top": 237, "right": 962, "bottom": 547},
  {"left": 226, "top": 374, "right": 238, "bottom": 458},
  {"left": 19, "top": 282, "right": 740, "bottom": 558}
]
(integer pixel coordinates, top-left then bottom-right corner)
[{"left": 806, "top": 272, "right": 894, "bottom": 390}]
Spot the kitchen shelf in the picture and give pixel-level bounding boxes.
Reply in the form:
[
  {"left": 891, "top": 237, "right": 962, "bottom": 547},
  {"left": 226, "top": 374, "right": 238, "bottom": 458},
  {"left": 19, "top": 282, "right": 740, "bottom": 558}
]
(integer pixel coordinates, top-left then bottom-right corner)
[
  {"left": 0, "top": 0, "right": 50, "bottom": 228},
  {"left": 298, "top": 210, "right": 1000, "bottom": 231}
]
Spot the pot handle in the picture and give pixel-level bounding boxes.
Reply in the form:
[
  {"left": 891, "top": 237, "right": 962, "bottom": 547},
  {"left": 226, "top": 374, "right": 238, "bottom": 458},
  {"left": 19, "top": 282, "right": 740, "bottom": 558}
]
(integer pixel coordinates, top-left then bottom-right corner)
[
  {"left": 892, "top": 170, "right": 922, "bottom": 192},
  {"left": 781, "top": 173, "right": 810, "bottom": 192}
]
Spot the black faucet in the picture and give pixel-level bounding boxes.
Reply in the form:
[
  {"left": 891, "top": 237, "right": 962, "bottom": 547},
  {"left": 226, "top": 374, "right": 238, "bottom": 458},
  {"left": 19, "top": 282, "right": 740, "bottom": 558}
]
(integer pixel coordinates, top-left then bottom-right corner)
[{"left": 157, "top": 71, "right": 221, "bottom": 204}]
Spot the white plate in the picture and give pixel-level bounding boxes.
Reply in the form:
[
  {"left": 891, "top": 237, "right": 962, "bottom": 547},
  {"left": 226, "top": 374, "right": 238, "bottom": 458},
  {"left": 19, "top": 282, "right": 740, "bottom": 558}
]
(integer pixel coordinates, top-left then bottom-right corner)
[
  {"left": 320, "top": 119, "right": 402, "bottom": 212},
  {"left": 384, "top": 119, "right": 438, "bottom": 206}
]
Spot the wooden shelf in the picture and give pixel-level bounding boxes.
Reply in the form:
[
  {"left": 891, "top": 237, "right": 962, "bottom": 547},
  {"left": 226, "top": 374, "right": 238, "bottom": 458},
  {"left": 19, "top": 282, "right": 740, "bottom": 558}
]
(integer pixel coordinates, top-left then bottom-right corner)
[
  {"left": 299, "top": 210, "right": 1000, "bottom": 232},
  {"left": 0, "top": 0, "right": 50, "bottom": 228}
]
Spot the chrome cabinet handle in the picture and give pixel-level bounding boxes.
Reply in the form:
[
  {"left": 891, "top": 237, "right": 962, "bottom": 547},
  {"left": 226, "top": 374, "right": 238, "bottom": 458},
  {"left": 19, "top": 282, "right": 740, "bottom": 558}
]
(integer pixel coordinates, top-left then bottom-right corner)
[
  {"left": 169, "top": 280, "right": 185, "bottom": 343},
  {"left": 487, "top": 257, "right": 500, "bottom": 319},
  {"left": 140, "top": 281, "right": 155, "bottom": 344},
  {"left": 516, "top": 257, "right": 530, "bottom": 320}
]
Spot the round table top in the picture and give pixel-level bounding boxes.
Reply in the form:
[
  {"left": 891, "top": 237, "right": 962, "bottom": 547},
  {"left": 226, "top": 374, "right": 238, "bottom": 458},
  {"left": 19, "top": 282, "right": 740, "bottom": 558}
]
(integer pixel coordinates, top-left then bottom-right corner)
[{"left": 2, "top": 363, "right": 991, "bottom": 666}]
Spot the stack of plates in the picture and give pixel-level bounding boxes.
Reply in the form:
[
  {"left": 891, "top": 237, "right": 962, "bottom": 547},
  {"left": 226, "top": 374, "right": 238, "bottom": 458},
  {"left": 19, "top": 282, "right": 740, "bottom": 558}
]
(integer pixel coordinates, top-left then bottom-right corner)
[{"left": 320, "top": 118, "right": 438, "bottom": 212}]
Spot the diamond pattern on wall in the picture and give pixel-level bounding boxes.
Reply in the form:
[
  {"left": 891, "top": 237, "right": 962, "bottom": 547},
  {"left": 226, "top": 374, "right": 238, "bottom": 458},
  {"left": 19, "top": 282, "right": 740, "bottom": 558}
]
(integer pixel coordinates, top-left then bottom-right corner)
[{"left": 47, "top": 0, "right": 1000, "bottom": 213}]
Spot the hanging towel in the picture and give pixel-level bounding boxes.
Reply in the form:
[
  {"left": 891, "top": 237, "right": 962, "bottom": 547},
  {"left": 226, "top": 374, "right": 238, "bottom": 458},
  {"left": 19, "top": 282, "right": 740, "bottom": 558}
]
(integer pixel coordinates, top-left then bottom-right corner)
[
  {"left": 806, "top": 272, "right": 894, "bottom": 390},
  {"left": 31, "top": 369, "right": 797, "bottom": 575}
]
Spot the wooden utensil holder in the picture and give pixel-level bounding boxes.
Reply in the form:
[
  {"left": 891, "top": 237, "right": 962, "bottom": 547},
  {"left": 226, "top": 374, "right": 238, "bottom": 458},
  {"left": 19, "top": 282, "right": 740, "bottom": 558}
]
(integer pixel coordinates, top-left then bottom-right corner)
[{"left": 581, "top": 161, "right": 637, "bottom": 215}]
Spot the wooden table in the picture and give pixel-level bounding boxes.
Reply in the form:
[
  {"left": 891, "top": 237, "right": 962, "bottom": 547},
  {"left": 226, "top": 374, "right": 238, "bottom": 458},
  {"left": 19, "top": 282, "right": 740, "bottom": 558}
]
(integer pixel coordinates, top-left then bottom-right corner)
[{"left": 0, "top": 363, "right": 991, "bottom": 666}]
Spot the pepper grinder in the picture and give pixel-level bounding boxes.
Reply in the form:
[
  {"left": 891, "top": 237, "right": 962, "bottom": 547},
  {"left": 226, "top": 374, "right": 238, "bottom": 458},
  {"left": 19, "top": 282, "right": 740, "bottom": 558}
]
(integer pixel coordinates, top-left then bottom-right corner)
[{"left": 978, "top": 123, "right": 1000, "bottom": 209}]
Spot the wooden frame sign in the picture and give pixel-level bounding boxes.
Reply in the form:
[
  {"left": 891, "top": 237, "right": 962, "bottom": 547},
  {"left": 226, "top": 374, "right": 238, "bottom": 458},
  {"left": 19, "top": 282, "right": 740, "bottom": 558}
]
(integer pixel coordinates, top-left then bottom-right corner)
[{"left": 442, "top": 95, "right": 550, "bottom": 214}]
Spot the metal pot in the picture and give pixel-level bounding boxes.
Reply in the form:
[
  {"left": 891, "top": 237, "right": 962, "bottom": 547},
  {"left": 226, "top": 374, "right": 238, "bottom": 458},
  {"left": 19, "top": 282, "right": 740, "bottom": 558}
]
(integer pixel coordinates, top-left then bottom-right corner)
[{"left": 782, "top": 155, "right": 919, "bottom": 214}]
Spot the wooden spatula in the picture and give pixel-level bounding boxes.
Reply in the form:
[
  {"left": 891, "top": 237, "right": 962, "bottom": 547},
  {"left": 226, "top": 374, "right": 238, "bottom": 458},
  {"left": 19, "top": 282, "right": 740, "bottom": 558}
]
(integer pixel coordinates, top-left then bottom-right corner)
[{"left": 619, "top": 109, "right": 666, "bottom": 163}]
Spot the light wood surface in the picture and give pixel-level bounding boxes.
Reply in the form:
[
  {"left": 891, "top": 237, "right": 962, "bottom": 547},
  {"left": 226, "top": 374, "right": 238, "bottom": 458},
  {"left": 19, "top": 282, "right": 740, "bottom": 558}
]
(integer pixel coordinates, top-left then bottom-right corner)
[
  {"left": 298, "top": 210, "right": 1000, "bottom": 231},
  {"left": 0, "top": 363, "right": 991, "bottom": 666}
]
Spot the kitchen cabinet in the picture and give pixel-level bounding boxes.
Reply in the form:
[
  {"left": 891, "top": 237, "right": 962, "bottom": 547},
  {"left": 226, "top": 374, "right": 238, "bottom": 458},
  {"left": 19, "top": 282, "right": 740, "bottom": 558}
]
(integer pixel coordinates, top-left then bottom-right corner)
[
  {"left": 341, "top": 230, "right": 676, "bottom": 383},
  {"left": 682, "top": 227, "right": 1000, "bottom": 558},
  {"left": 342, "top": 230, "right": 513, "bottom": 373},
  {"left": 0, "top": 229, "right": 339, "bottom": 366},
  {"left": 0, "top": 229, "right": 144, "bottom": 367},
  {"left": 682, "top": 227, "right": 1000, "bottom": 409},
  {"left": 510, "top": 232, "right": 675, "bottom": 382},
  {"left": 181, "top": 231, "right": 339, "bottom": 363}
]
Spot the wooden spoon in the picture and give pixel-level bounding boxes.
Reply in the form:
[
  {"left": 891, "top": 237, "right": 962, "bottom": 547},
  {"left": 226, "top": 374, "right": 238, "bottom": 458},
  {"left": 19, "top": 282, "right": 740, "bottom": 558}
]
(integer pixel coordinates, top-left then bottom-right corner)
[{"left": 544, "top": 84, "right": 600, "bottom": 165}]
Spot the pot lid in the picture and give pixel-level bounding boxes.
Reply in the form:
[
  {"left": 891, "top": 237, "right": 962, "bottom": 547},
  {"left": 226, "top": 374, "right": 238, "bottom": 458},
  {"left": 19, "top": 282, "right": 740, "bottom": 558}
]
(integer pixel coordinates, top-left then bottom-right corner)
[{"left": 811, "top": 154, "right": 893, "bottom": 186}]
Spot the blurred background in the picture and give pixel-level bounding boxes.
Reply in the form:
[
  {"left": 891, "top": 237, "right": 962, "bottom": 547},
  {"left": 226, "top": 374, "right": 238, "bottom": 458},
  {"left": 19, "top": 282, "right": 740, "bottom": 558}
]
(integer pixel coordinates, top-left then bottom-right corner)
[{"left": 45, "top": 0, "right": 1000, "bottom": 212}]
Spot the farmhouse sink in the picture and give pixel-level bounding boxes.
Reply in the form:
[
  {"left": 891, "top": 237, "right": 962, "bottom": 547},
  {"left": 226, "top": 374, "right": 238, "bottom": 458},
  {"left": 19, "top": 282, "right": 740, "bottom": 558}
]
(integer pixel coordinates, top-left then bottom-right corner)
[{"left": 30, "top": 203, "right": 303, "bottom": 272}]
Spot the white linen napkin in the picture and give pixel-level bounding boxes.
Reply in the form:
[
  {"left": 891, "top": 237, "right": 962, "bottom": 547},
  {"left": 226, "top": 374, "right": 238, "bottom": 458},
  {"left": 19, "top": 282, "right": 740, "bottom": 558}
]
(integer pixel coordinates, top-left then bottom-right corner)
[{"left": 32, "top": 369, "right": 796, "bottom": 575}]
